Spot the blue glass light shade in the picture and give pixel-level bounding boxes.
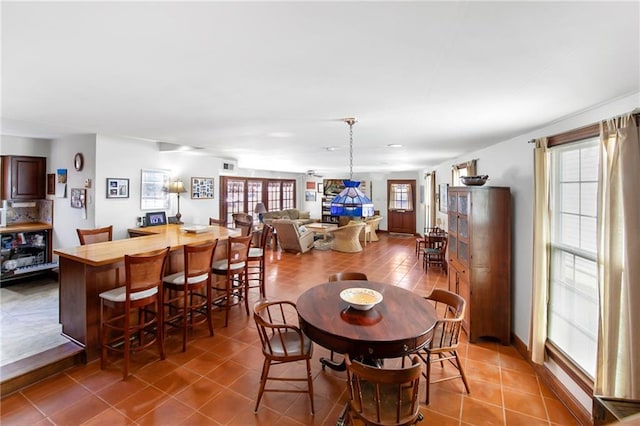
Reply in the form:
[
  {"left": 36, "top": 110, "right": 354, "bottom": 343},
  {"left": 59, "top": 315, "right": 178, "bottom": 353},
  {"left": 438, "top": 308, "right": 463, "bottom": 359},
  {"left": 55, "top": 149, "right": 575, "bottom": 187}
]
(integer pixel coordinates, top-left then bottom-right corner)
[{"left": 330, "top": 180, "right": 374, "bottom": 217}]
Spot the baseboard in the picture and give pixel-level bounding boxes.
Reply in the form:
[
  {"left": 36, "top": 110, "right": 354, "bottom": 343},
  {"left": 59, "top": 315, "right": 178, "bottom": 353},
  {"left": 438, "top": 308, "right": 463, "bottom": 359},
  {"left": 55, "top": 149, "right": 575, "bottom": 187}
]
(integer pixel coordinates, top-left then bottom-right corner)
[
  {"left": 511, "top": 333, "right": 592, "bottom": 425},
  {"left": 0, "top": 342, "right": 85, "bottom": 397}
]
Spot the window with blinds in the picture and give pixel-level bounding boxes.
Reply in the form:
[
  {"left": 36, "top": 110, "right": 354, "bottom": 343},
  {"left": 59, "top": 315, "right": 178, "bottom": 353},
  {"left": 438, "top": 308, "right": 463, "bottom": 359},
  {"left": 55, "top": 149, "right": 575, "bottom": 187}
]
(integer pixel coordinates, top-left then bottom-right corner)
[
  {"left": 388, "top": 183, "right": 413, "bottom": 211},
  {"left": 548, "top": 137, "right": 599, "bottom": 378}
]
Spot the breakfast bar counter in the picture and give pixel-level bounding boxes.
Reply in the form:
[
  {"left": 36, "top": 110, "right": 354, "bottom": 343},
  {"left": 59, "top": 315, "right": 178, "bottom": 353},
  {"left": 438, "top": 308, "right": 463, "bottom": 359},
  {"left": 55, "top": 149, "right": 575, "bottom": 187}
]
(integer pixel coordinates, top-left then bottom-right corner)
[{"left": 54, "top": 224, "right": 237, "bottom": 360}]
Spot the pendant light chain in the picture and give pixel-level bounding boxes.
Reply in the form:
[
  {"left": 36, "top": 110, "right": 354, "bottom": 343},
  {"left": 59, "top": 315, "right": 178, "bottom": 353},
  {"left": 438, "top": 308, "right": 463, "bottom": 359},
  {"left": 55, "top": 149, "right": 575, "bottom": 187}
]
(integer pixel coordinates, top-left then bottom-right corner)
[{"left": 345, "top": 117, "right": 356, "bottom": 181}]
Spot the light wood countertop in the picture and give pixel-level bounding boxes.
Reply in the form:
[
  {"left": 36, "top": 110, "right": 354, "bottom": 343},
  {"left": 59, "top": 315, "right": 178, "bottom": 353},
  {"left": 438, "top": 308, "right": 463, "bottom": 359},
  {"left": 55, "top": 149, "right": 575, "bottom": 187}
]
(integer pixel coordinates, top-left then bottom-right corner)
[
  {"left": 54, "top": 224, "right": 238, "bottom": 267},
  {"left": 0, "top": 222, "right": 52, "bottom": 233}
]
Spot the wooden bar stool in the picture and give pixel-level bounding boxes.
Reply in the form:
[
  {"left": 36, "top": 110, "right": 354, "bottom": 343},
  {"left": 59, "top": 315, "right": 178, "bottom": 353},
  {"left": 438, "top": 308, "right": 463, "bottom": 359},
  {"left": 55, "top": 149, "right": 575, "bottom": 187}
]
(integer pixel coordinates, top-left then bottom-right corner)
[
  {"left": 247, "top": 225, "right": 273, "bottom": 306},
  {"left": 163, "top": 240, "right": 217, "bottom": 352},
  {"left": 211, "top": 235, "right": 252, "bottom": 327},
  {"left": 99, "top": 247, "right": 169, "bottom": 380},
  {"left": 77, "top": 225, "right": 113, "bottom": 245}
]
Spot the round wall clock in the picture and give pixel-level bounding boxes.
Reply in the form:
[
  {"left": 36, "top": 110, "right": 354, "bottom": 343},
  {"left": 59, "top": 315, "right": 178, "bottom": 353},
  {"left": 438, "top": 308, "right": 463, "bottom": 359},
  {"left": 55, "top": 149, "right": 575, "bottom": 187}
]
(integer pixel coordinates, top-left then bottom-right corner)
[{"left": 74, "top": 152, "right": 84, "bottom": 171}]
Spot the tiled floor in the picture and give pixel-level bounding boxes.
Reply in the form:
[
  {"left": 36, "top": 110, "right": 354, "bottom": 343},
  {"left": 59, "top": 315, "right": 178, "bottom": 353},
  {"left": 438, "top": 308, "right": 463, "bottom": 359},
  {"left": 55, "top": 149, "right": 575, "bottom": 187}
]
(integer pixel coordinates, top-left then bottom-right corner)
[
  {"left": 0, "top": 234, "right": 579, "bottom": 425},
  {"left": 0, "top": 277, "right": 69, "bottom": 366}
]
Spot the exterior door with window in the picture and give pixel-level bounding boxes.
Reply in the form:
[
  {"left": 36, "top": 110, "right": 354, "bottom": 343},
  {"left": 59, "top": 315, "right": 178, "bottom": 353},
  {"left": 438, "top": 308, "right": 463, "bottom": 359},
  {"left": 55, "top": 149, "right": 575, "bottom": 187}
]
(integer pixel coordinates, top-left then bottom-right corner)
[{"left": 387, "top": 180, "right": 416, "bottom": 234}]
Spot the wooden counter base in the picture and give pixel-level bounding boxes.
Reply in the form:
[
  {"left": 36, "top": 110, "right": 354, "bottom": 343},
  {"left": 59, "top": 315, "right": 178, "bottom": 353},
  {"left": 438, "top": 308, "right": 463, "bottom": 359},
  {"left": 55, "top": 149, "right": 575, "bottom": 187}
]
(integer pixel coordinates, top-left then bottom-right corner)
[{"left": 55, "top": 224, "right": 237, "bottom": 361}]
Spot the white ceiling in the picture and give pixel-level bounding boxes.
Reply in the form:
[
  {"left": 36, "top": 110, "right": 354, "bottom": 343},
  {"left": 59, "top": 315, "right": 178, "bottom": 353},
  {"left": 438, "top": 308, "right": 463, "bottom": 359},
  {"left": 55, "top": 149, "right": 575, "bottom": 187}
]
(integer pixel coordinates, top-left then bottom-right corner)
[{"left": 2, "top": 1, "right": 638, "bottom": 175}]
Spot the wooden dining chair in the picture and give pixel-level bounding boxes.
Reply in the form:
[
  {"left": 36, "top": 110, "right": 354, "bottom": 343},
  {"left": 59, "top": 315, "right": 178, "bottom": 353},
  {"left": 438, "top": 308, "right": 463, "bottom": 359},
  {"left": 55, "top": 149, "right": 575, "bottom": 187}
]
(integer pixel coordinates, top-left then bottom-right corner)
[
  {"left": 423, "top": 235, "right": 448, "bottom": 273},
  {"left": 77, "top": 225, "right": 113, "bottom": 245},
  {"left": 234, "top": 217, "right": 254, "bottom": 237},
  {"left": 209, "top": 217, "right": 226, "bottom": 226},
  {"left": 413, "top": 289, "right": 470, "bottom": 404},
  {"left": 328, "top": 271, "right": 368, "bottom": 282},
  {"left": 98, "top": 246, "right": 169, "bottom": 380},
  {"left": 163, "top": 240, "right": 217, "bottom": 352},
  {"left": 253, "top": 299, "right": 314, "bottom": 415},
  {"left": 339, "top": 353, "right": 423, "bottom": 426},
  {"left": 211, "top": 234, "right": 252, "bottom": 326},
  {"left": 326, "top": 271, "right": 369, "bottom": 366}
]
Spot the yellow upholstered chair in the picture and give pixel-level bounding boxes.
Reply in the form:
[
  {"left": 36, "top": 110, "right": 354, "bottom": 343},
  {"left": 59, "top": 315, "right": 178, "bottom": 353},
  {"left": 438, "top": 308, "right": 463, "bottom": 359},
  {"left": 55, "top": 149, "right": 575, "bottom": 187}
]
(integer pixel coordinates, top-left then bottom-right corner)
[{"left": 327, "top": 222, "right": 366, "bottom": 253}]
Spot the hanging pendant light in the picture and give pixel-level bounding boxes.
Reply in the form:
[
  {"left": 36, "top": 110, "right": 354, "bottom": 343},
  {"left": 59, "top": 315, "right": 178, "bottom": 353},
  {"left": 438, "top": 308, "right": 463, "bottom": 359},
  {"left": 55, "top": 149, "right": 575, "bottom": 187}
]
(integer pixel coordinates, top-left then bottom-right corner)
[{"left": 330, "top": 118, "right": 374, "bottom": 217}]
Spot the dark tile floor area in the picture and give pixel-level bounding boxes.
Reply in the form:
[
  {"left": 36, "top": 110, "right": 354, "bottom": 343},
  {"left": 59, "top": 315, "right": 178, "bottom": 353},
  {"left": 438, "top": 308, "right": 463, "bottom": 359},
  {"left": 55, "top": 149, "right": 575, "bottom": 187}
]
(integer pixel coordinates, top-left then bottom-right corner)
[{"left": 0, "top": 233, "right": 579, "bottom": 425}]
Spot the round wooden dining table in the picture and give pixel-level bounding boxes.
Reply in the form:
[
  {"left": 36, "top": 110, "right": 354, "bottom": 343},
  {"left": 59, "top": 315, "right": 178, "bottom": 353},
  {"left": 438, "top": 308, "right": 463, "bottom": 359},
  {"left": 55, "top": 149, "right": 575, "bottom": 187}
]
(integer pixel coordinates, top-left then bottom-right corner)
[{"left": 296, "top": 281, "right": 437, "bottom": 370}]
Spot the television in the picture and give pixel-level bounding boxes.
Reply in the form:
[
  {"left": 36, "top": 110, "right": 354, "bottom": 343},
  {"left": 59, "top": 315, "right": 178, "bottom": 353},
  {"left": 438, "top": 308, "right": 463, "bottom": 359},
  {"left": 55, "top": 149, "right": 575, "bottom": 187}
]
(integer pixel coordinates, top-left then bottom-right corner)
[{"left": 145, "top": 211, "right": 167, "bottom": 226}]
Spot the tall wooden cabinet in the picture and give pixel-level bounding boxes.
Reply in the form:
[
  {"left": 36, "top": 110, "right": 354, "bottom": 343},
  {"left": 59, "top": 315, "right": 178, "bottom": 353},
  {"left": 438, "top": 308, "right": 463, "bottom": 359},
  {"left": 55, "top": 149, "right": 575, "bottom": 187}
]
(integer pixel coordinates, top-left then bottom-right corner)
[
  {"left": 447, "top": 186, "right": 511, "bottom": 344},
  {"left": 1, "top": 155, "right": 47, "bottom": 200}
]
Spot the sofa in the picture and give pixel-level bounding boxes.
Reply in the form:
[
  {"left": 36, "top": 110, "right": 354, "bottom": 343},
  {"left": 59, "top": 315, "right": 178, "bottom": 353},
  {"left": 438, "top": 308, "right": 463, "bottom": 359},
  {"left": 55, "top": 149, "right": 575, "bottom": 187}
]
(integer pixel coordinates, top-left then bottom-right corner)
[
  {"left": 262, "top": 209, "right": 317, "bottom": 226},
  {"left": 271, "top": 220, "right": 315, "bottom": 253}
]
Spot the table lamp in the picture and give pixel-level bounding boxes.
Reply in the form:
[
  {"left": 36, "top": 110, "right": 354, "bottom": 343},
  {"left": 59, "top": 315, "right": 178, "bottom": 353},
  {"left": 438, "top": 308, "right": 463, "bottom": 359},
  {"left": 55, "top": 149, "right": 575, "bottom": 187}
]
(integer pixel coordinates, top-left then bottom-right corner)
[
  {"left": 166, "top": 179, "right": 187, "bottom": 224},
  {"left": 254, "top": 202, "right": 267, "bottom": 223}
]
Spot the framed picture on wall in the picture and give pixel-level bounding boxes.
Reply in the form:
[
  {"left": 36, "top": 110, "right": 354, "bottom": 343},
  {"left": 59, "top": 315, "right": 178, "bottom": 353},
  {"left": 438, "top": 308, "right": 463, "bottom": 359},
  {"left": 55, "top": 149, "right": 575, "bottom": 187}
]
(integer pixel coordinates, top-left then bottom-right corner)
[
  {"left": 305, "top": 191, "right": 316, "bottom": 202},
  {"left": 106, "top": 178, "right": 130, "bottom": 198},
  {"left": 439, "top": 183, "right": 448, "bottom": 213},
  {"left": 70, "top": 188, "right": 86, "bottom": 209},
  {"left": 190, "top": 177, "right": 214, "bottom": 199}
]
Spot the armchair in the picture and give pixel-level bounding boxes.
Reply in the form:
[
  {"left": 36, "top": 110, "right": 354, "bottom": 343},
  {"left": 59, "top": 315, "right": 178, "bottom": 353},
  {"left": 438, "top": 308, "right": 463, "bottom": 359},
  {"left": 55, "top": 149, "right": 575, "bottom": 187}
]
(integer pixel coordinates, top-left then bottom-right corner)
[
  {"left": 364, "top": 215, "right": 383, "bottom": 242},
  {"left": 272, "top": 220, "right": 315, "bottom": 253},
  {"left": 327, "top": 222, "right": 366, "bottom": 253}
]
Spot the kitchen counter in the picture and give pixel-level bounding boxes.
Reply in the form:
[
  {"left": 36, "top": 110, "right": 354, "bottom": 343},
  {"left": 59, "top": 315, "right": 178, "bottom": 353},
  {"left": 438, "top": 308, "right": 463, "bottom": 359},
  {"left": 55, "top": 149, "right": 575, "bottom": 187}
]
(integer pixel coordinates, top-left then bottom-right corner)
[
  {"left": 1, "top": 222, "right": 52, "bottom": 233},
  {"left": 54, "top": 224, "right": 237, "bottom": 361}
]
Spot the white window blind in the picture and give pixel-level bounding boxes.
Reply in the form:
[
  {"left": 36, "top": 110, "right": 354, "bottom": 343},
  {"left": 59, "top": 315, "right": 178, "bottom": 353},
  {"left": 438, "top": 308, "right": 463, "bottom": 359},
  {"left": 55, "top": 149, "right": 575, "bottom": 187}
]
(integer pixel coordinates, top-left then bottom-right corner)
[{"left": 548, "top": 138, "right": 599, "bottom": 377}]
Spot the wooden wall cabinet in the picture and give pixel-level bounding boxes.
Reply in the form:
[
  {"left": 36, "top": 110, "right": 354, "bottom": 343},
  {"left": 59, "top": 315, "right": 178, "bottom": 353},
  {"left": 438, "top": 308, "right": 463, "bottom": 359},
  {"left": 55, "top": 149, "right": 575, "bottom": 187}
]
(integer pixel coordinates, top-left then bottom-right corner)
[
  {"left": 1, "top": 155, "right": 47, "bottom": 200},
  {"left": 447, "top": 186, "right": 511, "bottom": 344}
]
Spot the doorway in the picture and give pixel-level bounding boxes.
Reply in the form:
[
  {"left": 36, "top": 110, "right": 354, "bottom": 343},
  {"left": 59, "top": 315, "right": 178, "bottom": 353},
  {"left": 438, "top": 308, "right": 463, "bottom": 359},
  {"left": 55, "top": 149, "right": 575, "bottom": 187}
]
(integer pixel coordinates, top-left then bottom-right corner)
[{"left": 386, "top": 179, "right": 416, "bottom": 234}]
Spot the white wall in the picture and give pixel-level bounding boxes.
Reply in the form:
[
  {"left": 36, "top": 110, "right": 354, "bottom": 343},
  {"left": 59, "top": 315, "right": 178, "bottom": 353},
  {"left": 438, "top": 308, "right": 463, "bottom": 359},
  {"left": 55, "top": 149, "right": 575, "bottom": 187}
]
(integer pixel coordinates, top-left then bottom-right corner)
[
  {"left": 48, "top": 134, "right": 97, "bottom": 250},
  {"left": 0, "top": 135, "right": 51, "bottom": 157}
]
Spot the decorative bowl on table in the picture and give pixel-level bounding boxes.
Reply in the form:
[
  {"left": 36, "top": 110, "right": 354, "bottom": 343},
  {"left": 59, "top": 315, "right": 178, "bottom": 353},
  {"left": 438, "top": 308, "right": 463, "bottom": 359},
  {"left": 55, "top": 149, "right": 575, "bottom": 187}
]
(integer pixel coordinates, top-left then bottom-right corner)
[
  {"left": 460, "top": 175, "right": 489, "bottom": 186},
  {"left": 340, "top": 288, "right": 383, "bottom": 311}
]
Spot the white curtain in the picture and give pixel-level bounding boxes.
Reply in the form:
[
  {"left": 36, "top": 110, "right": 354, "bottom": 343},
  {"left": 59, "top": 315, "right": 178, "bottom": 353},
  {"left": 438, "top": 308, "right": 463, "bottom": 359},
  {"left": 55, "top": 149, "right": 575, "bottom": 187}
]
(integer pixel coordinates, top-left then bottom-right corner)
[
  {"left": 530, "top": 137, "right": 550, "bottom": 364},
  {"left": 595, "top": 114, "right": 640, "bottom": 398}
]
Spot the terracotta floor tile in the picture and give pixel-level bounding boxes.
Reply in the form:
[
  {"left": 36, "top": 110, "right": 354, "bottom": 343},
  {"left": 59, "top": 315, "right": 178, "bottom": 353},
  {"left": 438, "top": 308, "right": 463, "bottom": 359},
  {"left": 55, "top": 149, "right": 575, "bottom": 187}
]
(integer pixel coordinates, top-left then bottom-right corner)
[
  {"left": 465, "top": 377, "right": 503, "bottom": 406},
  {"left": 461, "top": 397, "right": 505, "bottom": 425},
  {"left": 29, "top": 380, "right": 92, "bottom": 417},
  {"left": 80, "top": 407, "right": 134, "bottom": 425},
  {"left": 174, "top": 377, "right": 225, "bottom": 410},
  {"left": 114, "top": 385, "right": 170, "bottom": 421},
  {"left": 198, "top": 388, "right": 254, "bottom": 424},
  {"left": 150, "top": 366, "right": 202, "bottom": 395},
  {"left": 48, "top": 394, "right": 109, "bottom": 426},
  {"left": 503, "top": 388, "right": 548, "bottom": 420},
  {"left": 422, "top": 408, "right": 461, "bottom": 426},
  {"left": 178, "top": 411, "right": 223, "bottom": 425},
  {"left": 181, "top": 350, "right": 226, "bottom": 376},
  {"left": 425, "top": 388, "right": 463, "bottom": 419},
  {"left": 95, "top": 375, "right": 149, "bottom": 405},
  {"left": 466, "top": 344, "right": 501, "bottom": 365},
  {"left": 501, "top": 368, "right": 542, "bottom": 395},
  {"left": 0, "top": 398, "right": 46, "bottom": 426},
  {"left": 545, "top": 397, "right": 582, "bottom": 425},
  {"left": 0, "top": 392, "right": 35, "bottom": 416},
  {"left": 136, "top": 397, "right": 195, "bottom": 425},
  {"left": 504, "top": 409, "right": 551, "bottom": 426},
  {"left": 75, "top": 367, "right": 122, "bottom": 393},
  {"left": 465, "top": 358, "right": 502, "bottom": 385}
]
